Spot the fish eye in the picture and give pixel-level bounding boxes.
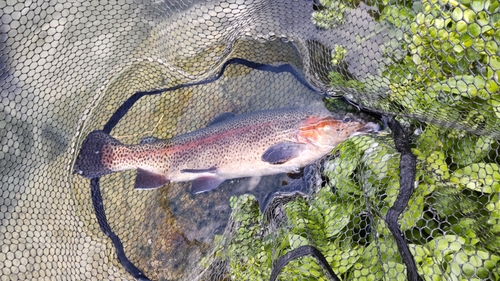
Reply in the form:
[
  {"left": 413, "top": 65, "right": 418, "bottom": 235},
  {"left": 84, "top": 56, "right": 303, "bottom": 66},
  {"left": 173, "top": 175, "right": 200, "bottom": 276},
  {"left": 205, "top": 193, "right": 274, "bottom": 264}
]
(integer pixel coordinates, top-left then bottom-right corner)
[{"left": 343, "top": 117, "right": 351, "bottom": 122}]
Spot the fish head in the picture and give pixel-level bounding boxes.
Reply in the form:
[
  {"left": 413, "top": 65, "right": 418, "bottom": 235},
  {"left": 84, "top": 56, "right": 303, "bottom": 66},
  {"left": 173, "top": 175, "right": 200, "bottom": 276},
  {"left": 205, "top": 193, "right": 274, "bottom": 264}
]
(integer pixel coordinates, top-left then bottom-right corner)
[{"left": 298, "top": 113, "right": 380, "bottom": 147}]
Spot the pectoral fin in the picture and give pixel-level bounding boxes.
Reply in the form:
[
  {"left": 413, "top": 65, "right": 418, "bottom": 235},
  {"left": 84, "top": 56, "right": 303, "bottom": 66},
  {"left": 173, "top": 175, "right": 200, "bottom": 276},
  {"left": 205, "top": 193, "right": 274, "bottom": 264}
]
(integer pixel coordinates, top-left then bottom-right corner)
[
  {"left": 261, "top": 142, "right": 306, "bottom": 164},
  {"left": 191, "top": 176, "right": 225, "bottom": 194},
  {"left": 135, "top": 168, "right": 170, "bottom": 190}
]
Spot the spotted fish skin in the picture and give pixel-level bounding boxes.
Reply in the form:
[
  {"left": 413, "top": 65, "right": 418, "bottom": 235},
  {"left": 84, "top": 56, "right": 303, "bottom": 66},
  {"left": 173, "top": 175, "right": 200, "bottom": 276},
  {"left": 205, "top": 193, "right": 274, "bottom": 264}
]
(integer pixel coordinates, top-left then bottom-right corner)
[{"left": 73, "top": 105, "right": 379, "bottom": 193}]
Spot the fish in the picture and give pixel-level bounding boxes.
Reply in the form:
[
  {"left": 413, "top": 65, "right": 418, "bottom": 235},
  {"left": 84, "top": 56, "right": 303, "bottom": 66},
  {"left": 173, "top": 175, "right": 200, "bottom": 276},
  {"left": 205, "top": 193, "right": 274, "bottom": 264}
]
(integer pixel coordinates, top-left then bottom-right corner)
[{"left": 73, "top": 104, "right": 380, "bottom": 193}]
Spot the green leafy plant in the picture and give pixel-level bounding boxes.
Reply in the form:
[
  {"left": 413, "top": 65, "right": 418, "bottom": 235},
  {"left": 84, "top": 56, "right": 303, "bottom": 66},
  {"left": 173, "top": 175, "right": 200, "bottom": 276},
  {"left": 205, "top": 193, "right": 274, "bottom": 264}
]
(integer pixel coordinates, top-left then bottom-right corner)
[
  {"left": 377, "top": 0, "right": 500, "bottom": 131},
  {"left": 311, "top": 0, "right": 350, "bottom": 28},
  {"left": 202, "top": 0, "right": 500, "bottom": 279}
]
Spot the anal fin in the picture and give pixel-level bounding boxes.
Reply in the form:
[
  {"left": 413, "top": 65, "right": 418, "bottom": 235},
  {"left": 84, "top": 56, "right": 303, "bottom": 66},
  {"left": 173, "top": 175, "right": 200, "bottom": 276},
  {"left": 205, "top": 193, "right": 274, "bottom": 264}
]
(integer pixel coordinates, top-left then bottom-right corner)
[
  {"left": 191, "top": 176, "right": 225, "bottom": 194},
  {"left": 261, "top": 142, "right": 306, "bottom": 164},
  {"left": 135, "top": 168, "right": 169, "bottom": 190}
]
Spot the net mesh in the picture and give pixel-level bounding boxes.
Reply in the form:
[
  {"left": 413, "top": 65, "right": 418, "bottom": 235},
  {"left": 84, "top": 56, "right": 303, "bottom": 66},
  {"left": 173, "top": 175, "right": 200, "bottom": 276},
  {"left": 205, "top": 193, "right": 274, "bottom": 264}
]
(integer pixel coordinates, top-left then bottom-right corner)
[{"left": 1, "top": 0, "right": 499, "bottom": 280}]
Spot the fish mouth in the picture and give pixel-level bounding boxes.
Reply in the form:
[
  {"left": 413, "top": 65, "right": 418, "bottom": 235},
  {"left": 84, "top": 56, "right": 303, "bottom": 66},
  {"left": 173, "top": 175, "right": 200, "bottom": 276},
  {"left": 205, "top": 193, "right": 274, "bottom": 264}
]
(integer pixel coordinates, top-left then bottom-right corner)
[{"left": 350, "top": 122, "right": 381, "bottom": 136}]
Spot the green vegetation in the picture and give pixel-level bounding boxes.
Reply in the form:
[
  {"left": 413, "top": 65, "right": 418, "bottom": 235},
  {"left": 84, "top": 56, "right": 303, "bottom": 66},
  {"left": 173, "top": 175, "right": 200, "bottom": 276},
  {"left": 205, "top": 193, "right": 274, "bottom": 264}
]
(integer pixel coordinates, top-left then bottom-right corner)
[
  {"left": 311, "top": 0, "right": 350, "bottom": 28},
  {"left": 202, "top": 0, "right": 500, "bottom": 279},
  {"left": 376, "top": 0, "right": 500, "bottom": 133},
  {"left": 204, "top": 129, "right": 499, "bottom": 280}
]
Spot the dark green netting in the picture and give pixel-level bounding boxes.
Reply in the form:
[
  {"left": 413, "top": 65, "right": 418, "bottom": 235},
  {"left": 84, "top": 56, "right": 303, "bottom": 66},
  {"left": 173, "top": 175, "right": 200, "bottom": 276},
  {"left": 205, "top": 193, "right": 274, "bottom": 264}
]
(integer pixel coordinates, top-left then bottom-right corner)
[{"left": 1, "top": 0, "right": 499, "bottom": 280}]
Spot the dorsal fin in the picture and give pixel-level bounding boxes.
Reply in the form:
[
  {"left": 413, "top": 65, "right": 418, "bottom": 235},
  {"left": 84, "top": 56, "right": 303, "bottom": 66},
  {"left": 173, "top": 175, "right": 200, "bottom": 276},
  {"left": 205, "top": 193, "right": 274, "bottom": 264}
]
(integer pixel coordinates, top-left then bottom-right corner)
[
  {"left": 207, "top": 112, "right": 235, "bottom": 126},
  {"left": 140, "top": 136, "right": 161, "bottom": 144}
]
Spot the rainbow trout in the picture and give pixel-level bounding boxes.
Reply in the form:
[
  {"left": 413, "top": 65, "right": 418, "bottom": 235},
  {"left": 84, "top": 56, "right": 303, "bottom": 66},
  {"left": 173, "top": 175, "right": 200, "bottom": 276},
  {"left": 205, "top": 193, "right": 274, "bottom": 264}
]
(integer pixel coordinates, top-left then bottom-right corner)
[{"left": 73, "top": 105, "right": 379, "bottom": 193}]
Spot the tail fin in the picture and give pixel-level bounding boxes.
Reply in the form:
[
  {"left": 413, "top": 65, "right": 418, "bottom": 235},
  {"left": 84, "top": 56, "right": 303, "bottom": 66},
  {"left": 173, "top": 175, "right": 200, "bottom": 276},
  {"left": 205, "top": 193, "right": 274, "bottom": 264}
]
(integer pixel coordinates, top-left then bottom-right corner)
[{"left": 73, "top": 130, "right": 122, "bottom": 178}]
